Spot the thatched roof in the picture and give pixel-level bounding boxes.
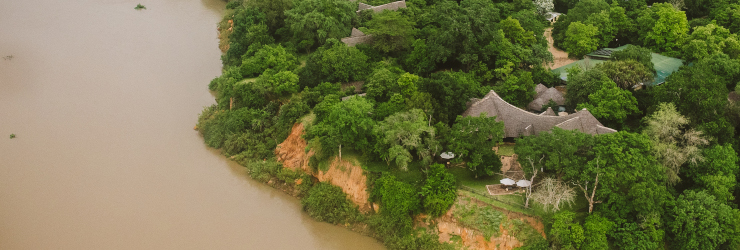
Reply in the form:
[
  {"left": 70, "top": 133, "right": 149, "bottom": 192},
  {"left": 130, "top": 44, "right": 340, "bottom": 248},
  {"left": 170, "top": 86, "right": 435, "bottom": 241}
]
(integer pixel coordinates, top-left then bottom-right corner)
[
  {"left": 729, "top": 91, "right": 740, "bottom": 103},
  {"left": 540, "top": 107, "right": 557, "bottom": 116},
  {"left": 356, "top": 0, "right": 407, "bottom": 13},
  {"left": 341, "top": 93, "right": 367, "bottom": 101},
  {"left": 341, "top": 28, "right": 373, "bottom": 46},
  {"left": 350, "top": 28, "right": 365, "bottom": 37},
  {"left": 463, "top": 90, "right": 617, "bottom": 137},
  {"left": 528, "top": 87, "right": 565, "bottom": 111},
  {"left": 535, "top": 84, "right": 548, "bottom": 95}
]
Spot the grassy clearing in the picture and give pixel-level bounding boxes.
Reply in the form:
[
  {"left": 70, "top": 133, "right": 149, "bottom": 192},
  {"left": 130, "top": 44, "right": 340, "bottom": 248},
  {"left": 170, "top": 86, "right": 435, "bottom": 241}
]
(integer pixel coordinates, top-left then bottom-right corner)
[
  {"left": 496, "top": 143, "right": 515, "bottom": 156},
  {"left": 454, "top": 198, "right": 507, "bottom": 238},
  {"left": 460, "top": 189, "right": 538, "bottom": 216},
  {"left": 361, "top": 154, "right": 426, "bottom": 185},
  {"left": 448, "top": 166, "right": 501, "bottom": 193}
]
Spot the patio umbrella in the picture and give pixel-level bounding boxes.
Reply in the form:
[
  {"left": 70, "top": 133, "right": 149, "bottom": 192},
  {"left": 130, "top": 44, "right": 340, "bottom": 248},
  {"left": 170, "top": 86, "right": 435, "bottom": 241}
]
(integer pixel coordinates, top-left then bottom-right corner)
[
  {"left": 440, "top": 152, "right": 455, "bottom": 159},
  {"left": 516, "top": 180, "right": 531, "bottom": 187},
  {"left": 500, "top": 178, "right": 516, "bottom": 186}
]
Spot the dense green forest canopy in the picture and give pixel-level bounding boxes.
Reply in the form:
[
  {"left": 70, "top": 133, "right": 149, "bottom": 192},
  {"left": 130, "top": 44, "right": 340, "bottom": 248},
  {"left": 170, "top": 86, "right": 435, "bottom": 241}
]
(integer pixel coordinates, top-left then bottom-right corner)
[{"left": 199, "top": 0, "right": 740, "bottom": 248}]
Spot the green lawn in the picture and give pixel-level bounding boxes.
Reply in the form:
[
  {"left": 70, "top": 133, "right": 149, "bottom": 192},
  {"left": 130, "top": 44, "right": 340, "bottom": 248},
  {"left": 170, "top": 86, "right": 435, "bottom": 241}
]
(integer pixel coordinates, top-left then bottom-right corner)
[
  {"left": 496, "top": 143, "right": 515, "bottom": 156},
  {"left": 448, "top": 166, "right": 502, "bottom": 193}
]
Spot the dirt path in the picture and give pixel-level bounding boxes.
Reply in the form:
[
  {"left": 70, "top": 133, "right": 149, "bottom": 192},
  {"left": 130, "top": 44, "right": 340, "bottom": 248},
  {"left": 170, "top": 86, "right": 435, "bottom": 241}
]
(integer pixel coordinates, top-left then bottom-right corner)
[{"left": 545, "top": 27, "right": 577, "bottom": 69}]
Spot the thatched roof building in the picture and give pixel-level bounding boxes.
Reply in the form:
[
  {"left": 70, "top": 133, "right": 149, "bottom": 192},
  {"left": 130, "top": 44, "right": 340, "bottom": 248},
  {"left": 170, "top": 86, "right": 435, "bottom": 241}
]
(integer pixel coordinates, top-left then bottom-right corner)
[
  {"left": 463, "top": 90, "right": 617, "bottom": 138},
  {"left": 540, "top": 107, "right": 557, "bottom": 116},
  {"left": 357, "top": 0, "right": 407, "bottom": 13},
  {"left": 528, "top": 84, "right": 565, "bottom": 111},
  {"left": 341, "top": 28, "right": 373, "bottom": 46}
]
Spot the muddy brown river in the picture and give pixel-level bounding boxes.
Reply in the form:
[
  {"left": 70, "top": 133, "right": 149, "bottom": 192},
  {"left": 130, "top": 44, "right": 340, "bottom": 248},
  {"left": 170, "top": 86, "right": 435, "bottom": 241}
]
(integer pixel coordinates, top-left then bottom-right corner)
[{"left": 0, "top": 0, "right": 384, "bottom": 249}]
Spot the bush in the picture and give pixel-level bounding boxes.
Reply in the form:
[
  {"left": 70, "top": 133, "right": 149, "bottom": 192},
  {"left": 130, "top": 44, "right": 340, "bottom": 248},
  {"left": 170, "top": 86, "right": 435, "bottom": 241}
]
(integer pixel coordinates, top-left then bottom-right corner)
[
  {"left": 276, "top": 167, "right": 304, "bottom": 184},
  {"left": 301, "top": 182, "right": 360, "bottom": 224},
  {"left": 246, "top": 160, "right": 283, "bottom": 182},
  {"left": 550, "top": 211, "right": 585, "bottom": 249},
  {"left": 225, "top": 0, "right": 242, "bottom": 9},
  {"left": 455, "top": 203, "right": 505, "bottom": 239},
  {"left": 240, "top": 44, "right": 299, "bottom": 78},
  {"left": 370, "top": 173, "right": 420, "bottom": 236},
  {"left": 421, "top": 164, "right": 457, "bottom": 217}
]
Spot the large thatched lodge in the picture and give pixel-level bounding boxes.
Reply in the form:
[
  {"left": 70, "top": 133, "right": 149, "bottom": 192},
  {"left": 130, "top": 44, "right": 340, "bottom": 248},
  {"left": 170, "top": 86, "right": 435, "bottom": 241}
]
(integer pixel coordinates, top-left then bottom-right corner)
[{"left": 463, "top": 90, "right": 617, "bottom": 138}]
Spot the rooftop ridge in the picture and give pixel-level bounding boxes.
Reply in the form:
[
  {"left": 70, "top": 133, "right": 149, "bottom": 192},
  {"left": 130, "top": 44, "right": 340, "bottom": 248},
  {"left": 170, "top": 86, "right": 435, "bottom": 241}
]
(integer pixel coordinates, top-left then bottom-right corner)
[{"left": 463, "top": 90, "right": 616, "bottom": 137}]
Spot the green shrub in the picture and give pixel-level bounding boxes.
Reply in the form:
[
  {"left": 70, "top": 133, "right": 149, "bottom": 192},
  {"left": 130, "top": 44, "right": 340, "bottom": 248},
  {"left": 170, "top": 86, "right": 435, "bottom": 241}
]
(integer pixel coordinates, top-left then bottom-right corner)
[
  {"left": 276, "top": 168, "right": 303, "bottom": 184},
  {"left": 296, "top": 174, "right": 314, "bottom": 197},
  {"left": 301, "top": 182, "right": 360, "bottom": 224},
  {"left": 421, "top": 164, "right": 457, "bottom": 217},
  {"left": 371, "top": 173, "right": 421, "bottom": 234},
  {"left": 240, "top": 44, "right": 299, "bottom": 78},
  {"left": 550, "top": 211, "right": 585, "bottom": 249},
  {"left": 134, "top": 4, "right": 146, "bottom": 10},
  {"left": 225, "top": 0, "right": 242, "bottom": 9},
  {"left": 455, "top": 203, "right": 505, "bottom": 239},
  {"left": 9, "top": 134, "right": 15, "bottom": 139}
]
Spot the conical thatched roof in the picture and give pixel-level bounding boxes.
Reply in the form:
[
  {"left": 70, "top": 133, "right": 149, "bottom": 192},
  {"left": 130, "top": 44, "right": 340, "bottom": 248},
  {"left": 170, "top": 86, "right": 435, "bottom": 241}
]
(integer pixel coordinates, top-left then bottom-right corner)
[
  {"left": 534, "top": 84, "right": 548, "bottom": 97},
  {"left": 463, "top": 90, "right": 616, "bottom": 138},
  {"left": 350, "top": 28, "right": 365, "bottom": 37},
  {"left": 528, "top": 87, "right": 565, "bottom": 111},
  {"left": 540, "top": 107, "right": 557, "bottom": 116}
]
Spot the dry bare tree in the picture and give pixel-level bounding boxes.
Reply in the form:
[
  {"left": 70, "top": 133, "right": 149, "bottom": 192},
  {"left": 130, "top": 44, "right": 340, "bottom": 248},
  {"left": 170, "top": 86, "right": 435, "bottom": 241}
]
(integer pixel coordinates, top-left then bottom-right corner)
[
  {"left": 523, "top": 155, "right": 544, "bottom": 208},
  {"left": 573, "top": 157, "right": 602, "bottom": 213},
  {"left": 643, "top": 103, "right": 708, "bottom": 185},
  {"left": 531, "top": 177, "right": 576, "bottom": 212}
]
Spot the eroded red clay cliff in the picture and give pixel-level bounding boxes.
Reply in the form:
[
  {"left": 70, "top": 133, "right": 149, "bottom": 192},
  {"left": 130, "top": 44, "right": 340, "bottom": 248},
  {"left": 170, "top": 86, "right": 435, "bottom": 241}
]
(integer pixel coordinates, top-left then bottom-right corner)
[{"left": 275, "top": 123, "right": 371, "bottom": 212}]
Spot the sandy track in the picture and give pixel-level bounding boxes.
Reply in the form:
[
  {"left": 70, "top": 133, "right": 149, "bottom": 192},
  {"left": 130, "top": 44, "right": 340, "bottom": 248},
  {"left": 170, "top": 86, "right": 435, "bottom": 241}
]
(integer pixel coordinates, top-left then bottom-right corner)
[{"left": 544, "top": 27, "right": 577, "bottom": 69}]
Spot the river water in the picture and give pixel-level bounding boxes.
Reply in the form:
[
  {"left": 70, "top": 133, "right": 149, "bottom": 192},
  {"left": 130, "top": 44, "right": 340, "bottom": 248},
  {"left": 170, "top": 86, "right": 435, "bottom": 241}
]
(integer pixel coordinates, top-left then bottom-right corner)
[{"left": 0, "top": 0, "right": 384, "bottom": 249}]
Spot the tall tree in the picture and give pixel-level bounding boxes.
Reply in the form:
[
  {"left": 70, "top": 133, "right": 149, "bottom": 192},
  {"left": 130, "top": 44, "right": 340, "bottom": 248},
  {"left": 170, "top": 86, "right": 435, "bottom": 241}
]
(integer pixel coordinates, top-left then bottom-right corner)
[
  {"left": 244, "top": 0, "right": 293, "bottom": 34},
  {"left": 551, "top": 0, "right": 610, "bottom": 49},
  {"left": 712, "top": 3, "right": 740, "bottom": 34},
  {"left": 307, "top": 97, "right": 375, "bottom": 158},
  {"left": 577, "top": 80, "right": 640, "bottom": 127},
  {"left": 595, "top": 59, "right": 654, "bottom": 89},
  {"left": 419, "top": 71, "right": 484, "bottom": 125},
  {"left": 653, "top": 56, "right": 734, "bottom": 143},
  {"left": 563, "top": 21, "right": 600, "bottom": 58},
  {"left": 686, "top": 144, "right": 739, "bottom": 203},
  {"left": 448, "top": 114, "right": 504, "bottom": 178},
  {"left": 494, "top": 70, "right": 536, "bottom": 108},
  {"left": 500, "top": 17, "right": 535, "bottom": 46},
  {"left": 366, "top": 10, "right": 416, "bottom": 53},
  {"left": 642, "top": 103, "right": 708, "bottom": 185},
  {"left": 298, "top": 40, "right": 370, "bottom": 88},
  {"left": 610, "top": 45, "right": 655, "bottom": 72},
  {"left": 373, "top": 109, "right": 438, "bottom": 170},
  {"left": 240, "top": 44, "right": 299, "bottom": 77},
  {"left": 681, "top": 23, "right": 740, "bottom": 62},
  {"left": 284, "top": 0, "right": 355, "bottom": 49},
  {"left": 565, "top": 68, "right": 612, "bottom": 108},
  {"left": 669, "top": 190, "right": 739, "bottom": 250},
  {"left": 636, "top": 3, "right": 689, "bottom": 55}
]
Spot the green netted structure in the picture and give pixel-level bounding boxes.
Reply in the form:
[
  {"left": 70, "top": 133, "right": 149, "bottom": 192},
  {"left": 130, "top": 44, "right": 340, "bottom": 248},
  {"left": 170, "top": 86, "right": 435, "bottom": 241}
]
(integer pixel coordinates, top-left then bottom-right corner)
[{"left": 552, "top": 45, "right": 684, "bottom": 87}]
